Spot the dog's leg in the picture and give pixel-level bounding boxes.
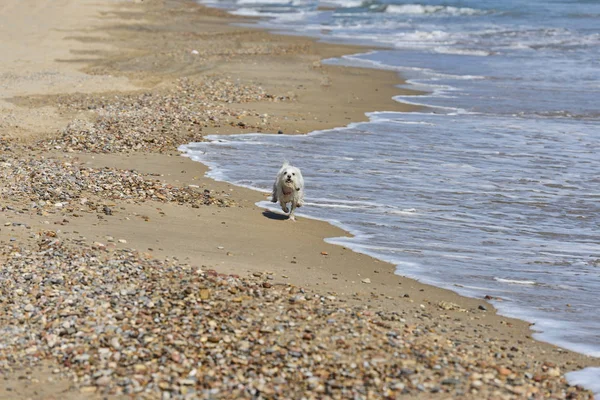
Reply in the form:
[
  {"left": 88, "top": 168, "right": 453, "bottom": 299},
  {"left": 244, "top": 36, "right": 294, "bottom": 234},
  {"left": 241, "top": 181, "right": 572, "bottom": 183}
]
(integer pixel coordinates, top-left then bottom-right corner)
[
  {"left": 288, "top": 201, "right": 297, "bottom": 221},
  {"left": 296, "top": 188, "right": 304, "bottom": 207},
  {"left": 280, "top": 201, "right": 289, "bottom": 214},
  {"left": 271, "top": 183, "right": 278, "bottom": 203}
]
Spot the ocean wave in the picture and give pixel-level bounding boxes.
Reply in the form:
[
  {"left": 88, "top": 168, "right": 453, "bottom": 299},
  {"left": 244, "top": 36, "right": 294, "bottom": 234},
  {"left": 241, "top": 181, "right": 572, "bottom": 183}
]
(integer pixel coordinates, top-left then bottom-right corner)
[
  {"left": 386, "top": 208, "right": 418, "bottom": 215},
  {"left": 566, "top": 368, "right": 600, "bottom": 397},
  {"left": 319, "top": 0, "right": 365, "bottom": 8},
  {"left": 237, "top": 0, "right": 292, "bottom": 5},
  {"left": 494, "top": 277, "right": 537, "bottom": 285},
  {"left": 231, "top": 7, "right": 317, "bottom": 20},
  {"left": 393, "top": 29, "right": 452, "bottom": 43},
  {"left": 384, "top": 4, "right": 486, "bottom": 16},
  {"left": 433, "top": 47, "right": 492, "bottom": 56}
]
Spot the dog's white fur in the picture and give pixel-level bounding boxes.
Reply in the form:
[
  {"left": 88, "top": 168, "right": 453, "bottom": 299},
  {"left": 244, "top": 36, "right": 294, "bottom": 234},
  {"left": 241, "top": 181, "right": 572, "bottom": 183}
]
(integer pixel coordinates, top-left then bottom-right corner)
[{"left": 271, "top": 161, "right": 304, "bottom": 220}]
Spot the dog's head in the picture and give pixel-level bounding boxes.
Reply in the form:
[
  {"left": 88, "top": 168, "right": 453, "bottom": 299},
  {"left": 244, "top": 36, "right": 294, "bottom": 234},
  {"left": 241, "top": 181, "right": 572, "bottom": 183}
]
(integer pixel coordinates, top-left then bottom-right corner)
[{"left": 278, "top": 163, "right": 303, "bottom": 190}]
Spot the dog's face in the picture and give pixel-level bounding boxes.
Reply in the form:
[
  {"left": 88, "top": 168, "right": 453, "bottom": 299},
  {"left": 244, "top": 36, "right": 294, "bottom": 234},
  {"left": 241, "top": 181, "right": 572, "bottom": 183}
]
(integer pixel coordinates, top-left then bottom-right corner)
[{"left": 279, "top": 165, "right": 303, "bottom": 190}]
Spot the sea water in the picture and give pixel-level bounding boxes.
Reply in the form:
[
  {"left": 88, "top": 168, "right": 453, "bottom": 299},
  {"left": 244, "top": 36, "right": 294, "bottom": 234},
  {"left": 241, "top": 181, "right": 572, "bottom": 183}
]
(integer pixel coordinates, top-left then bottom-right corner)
[{"left": 183, "top": 0, "right": 600, "bottom": 394}]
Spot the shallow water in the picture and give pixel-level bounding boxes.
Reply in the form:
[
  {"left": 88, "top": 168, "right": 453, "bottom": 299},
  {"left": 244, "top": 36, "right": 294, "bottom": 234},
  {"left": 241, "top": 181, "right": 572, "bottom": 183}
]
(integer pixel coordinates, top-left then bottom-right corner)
[
  {"left": 188, "top": 0, "right": 600, "bottom": 393},
  {"left": 181, "top": 112, "right": 600, "bottom": 357}
]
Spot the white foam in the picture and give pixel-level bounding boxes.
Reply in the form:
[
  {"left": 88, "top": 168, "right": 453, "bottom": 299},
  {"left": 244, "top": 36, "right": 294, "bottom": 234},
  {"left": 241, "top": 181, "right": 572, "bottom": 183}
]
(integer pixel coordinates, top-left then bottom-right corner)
[
  {"left": 391, "top": 95, "right": 468, "bottom": 113},
  {"left": 385, "top": 4, "right": 485, "bottom": 16},
  {"left": 320, "top": 0, "right": 364, "bottom": 8},
  {"left": 566, "top": 367, "right": 600, "bottom": 398},
  {"left": 494, "top": 277, "right": 537, "bottom": 285},
  {"left": 365, "top": 111, "right": 441, "bottom": 122},
  {"left": 393, "top": 29, "right": 451, "bottom": 42},
  {"left": 306, "top": 202, "right": 375, "bottom": 210},
  {"left": 229, "top": 8, "right": 264, "bottom": 16},
  {"left": 231, "top": 8, "right": 315, "bottom": 21},
  {"left": 237, "top": 0, "right": 289, "bottom": 5},
  {"left": 387, "top": 208, "right": 418, "bottom": 215},
  {"left": 433, "top": 47, "right": 492, "bottom": 56}
]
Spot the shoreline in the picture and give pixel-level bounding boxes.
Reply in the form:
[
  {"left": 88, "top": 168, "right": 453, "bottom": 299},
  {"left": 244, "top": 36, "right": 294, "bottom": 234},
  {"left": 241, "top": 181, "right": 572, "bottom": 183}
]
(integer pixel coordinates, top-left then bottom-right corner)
[
  {"left": 174, "top": 0, "right": 600, "bottom": 362},
  {"left": 185, "top": 131, "right": 600, "bottom": 362},
  {"left": 0, "top": 0, "right": 596, "bottom": 398}
]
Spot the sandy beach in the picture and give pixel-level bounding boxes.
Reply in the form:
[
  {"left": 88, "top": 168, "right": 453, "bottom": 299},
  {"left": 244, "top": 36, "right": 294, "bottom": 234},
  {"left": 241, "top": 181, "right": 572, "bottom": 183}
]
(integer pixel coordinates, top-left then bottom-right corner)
[{"left": 0, "top": 0, "right": 596, "bottom": 398}]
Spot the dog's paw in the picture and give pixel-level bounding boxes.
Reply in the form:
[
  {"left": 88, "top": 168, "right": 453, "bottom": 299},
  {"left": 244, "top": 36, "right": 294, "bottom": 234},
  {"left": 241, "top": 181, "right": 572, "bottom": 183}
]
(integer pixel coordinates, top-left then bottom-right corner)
[
  {"left": 281, "top": 206, "right": 289, "bottom": 213},
  {"left": 288, "top": 215, "right": 296, "bottom": 221}
]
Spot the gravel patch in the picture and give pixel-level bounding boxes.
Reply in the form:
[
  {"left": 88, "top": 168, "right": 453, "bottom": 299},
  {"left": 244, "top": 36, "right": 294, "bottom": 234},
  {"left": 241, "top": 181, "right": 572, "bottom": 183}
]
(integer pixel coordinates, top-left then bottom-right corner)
[
  {"left": 0, "top": 154, "right": 234, "bottom": 213},
  {"left": 40, "top": 77, "right": 292, "bottom": 154},
  {"left": 0, "top": 236, "right": 592, "bottom": 399}
]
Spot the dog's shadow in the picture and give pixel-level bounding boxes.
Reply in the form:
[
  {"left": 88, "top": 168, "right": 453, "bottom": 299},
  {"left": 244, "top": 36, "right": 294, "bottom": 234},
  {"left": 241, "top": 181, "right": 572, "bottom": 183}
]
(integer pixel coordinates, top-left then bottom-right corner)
[{"left": 262, "top": 210, "right": 289, "bottom": 220}]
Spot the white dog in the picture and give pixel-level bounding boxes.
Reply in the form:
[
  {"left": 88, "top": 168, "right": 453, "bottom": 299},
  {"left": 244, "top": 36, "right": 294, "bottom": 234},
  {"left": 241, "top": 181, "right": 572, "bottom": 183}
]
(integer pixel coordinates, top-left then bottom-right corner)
[{"left": 271, "top": 161, "right": 304, "bottom": 220}]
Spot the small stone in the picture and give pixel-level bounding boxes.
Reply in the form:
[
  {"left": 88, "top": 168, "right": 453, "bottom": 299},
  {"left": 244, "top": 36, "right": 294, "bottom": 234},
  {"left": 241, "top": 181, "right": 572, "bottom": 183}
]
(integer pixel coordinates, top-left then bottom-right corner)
[
  {"left": 95, "top": 376, "right": 112, "bottom": 386},
  {"left": 110, "top": 337, "right": 121, "bottom": 350},
  {"left": 442, "top": 378, "right": 460, "bottom": 385},
  {"left": 74, "top": 354, "right": 90, "bottom": 363},
  {"left": 46, "top": 334, "right": 59, "bottom": 348},
  {"left": 134, "top": 364, "right": 147, "bottom": 373},
  {"left": 361, "top": 278, "right": 371, "bottom": 284}
]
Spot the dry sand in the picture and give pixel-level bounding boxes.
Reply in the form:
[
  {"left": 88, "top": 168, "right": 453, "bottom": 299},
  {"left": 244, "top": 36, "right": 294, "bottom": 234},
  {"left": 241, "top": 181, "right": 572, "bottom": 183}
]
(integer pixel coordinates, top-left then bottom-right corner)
[{"left": 0, "top": 0, "right": 596, "bottom": 398}]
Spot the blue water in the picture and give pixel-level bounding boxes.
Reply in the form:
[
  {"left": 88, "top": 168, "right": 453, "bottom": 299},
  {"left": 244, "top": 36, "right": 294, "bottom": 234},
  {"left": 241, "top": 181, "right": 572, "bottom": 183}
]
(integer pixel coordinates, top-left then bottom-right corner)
[{"left": 185, "top": 0, "right": 600, "bottom": 394}]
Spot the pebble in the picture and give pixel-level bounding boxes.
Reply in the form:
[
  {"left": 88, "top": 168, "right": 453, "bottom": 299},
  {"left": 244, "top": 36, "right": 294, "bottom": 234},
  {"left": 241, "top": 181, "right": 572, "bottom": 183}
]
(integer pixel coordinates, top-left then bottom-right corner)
[
  {"left": 0, "top": 233, "right": 588, "bottom": 399},
  {"left": 0, "top": 154, "right": 234, "bottom": 211},
  {"left": 42, "top": 78, "right": 292, "bottom": 155}
]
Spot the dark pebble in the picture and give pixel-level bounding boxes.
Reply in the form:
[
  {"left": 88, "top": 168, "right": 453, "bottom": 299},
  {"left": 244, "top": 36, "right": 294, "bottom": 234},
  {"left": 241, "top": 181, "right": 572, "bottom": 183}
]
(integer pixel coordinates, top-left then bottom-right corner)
[{"left": 442, "top": 378, "right": 460, "bottom": 385}]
